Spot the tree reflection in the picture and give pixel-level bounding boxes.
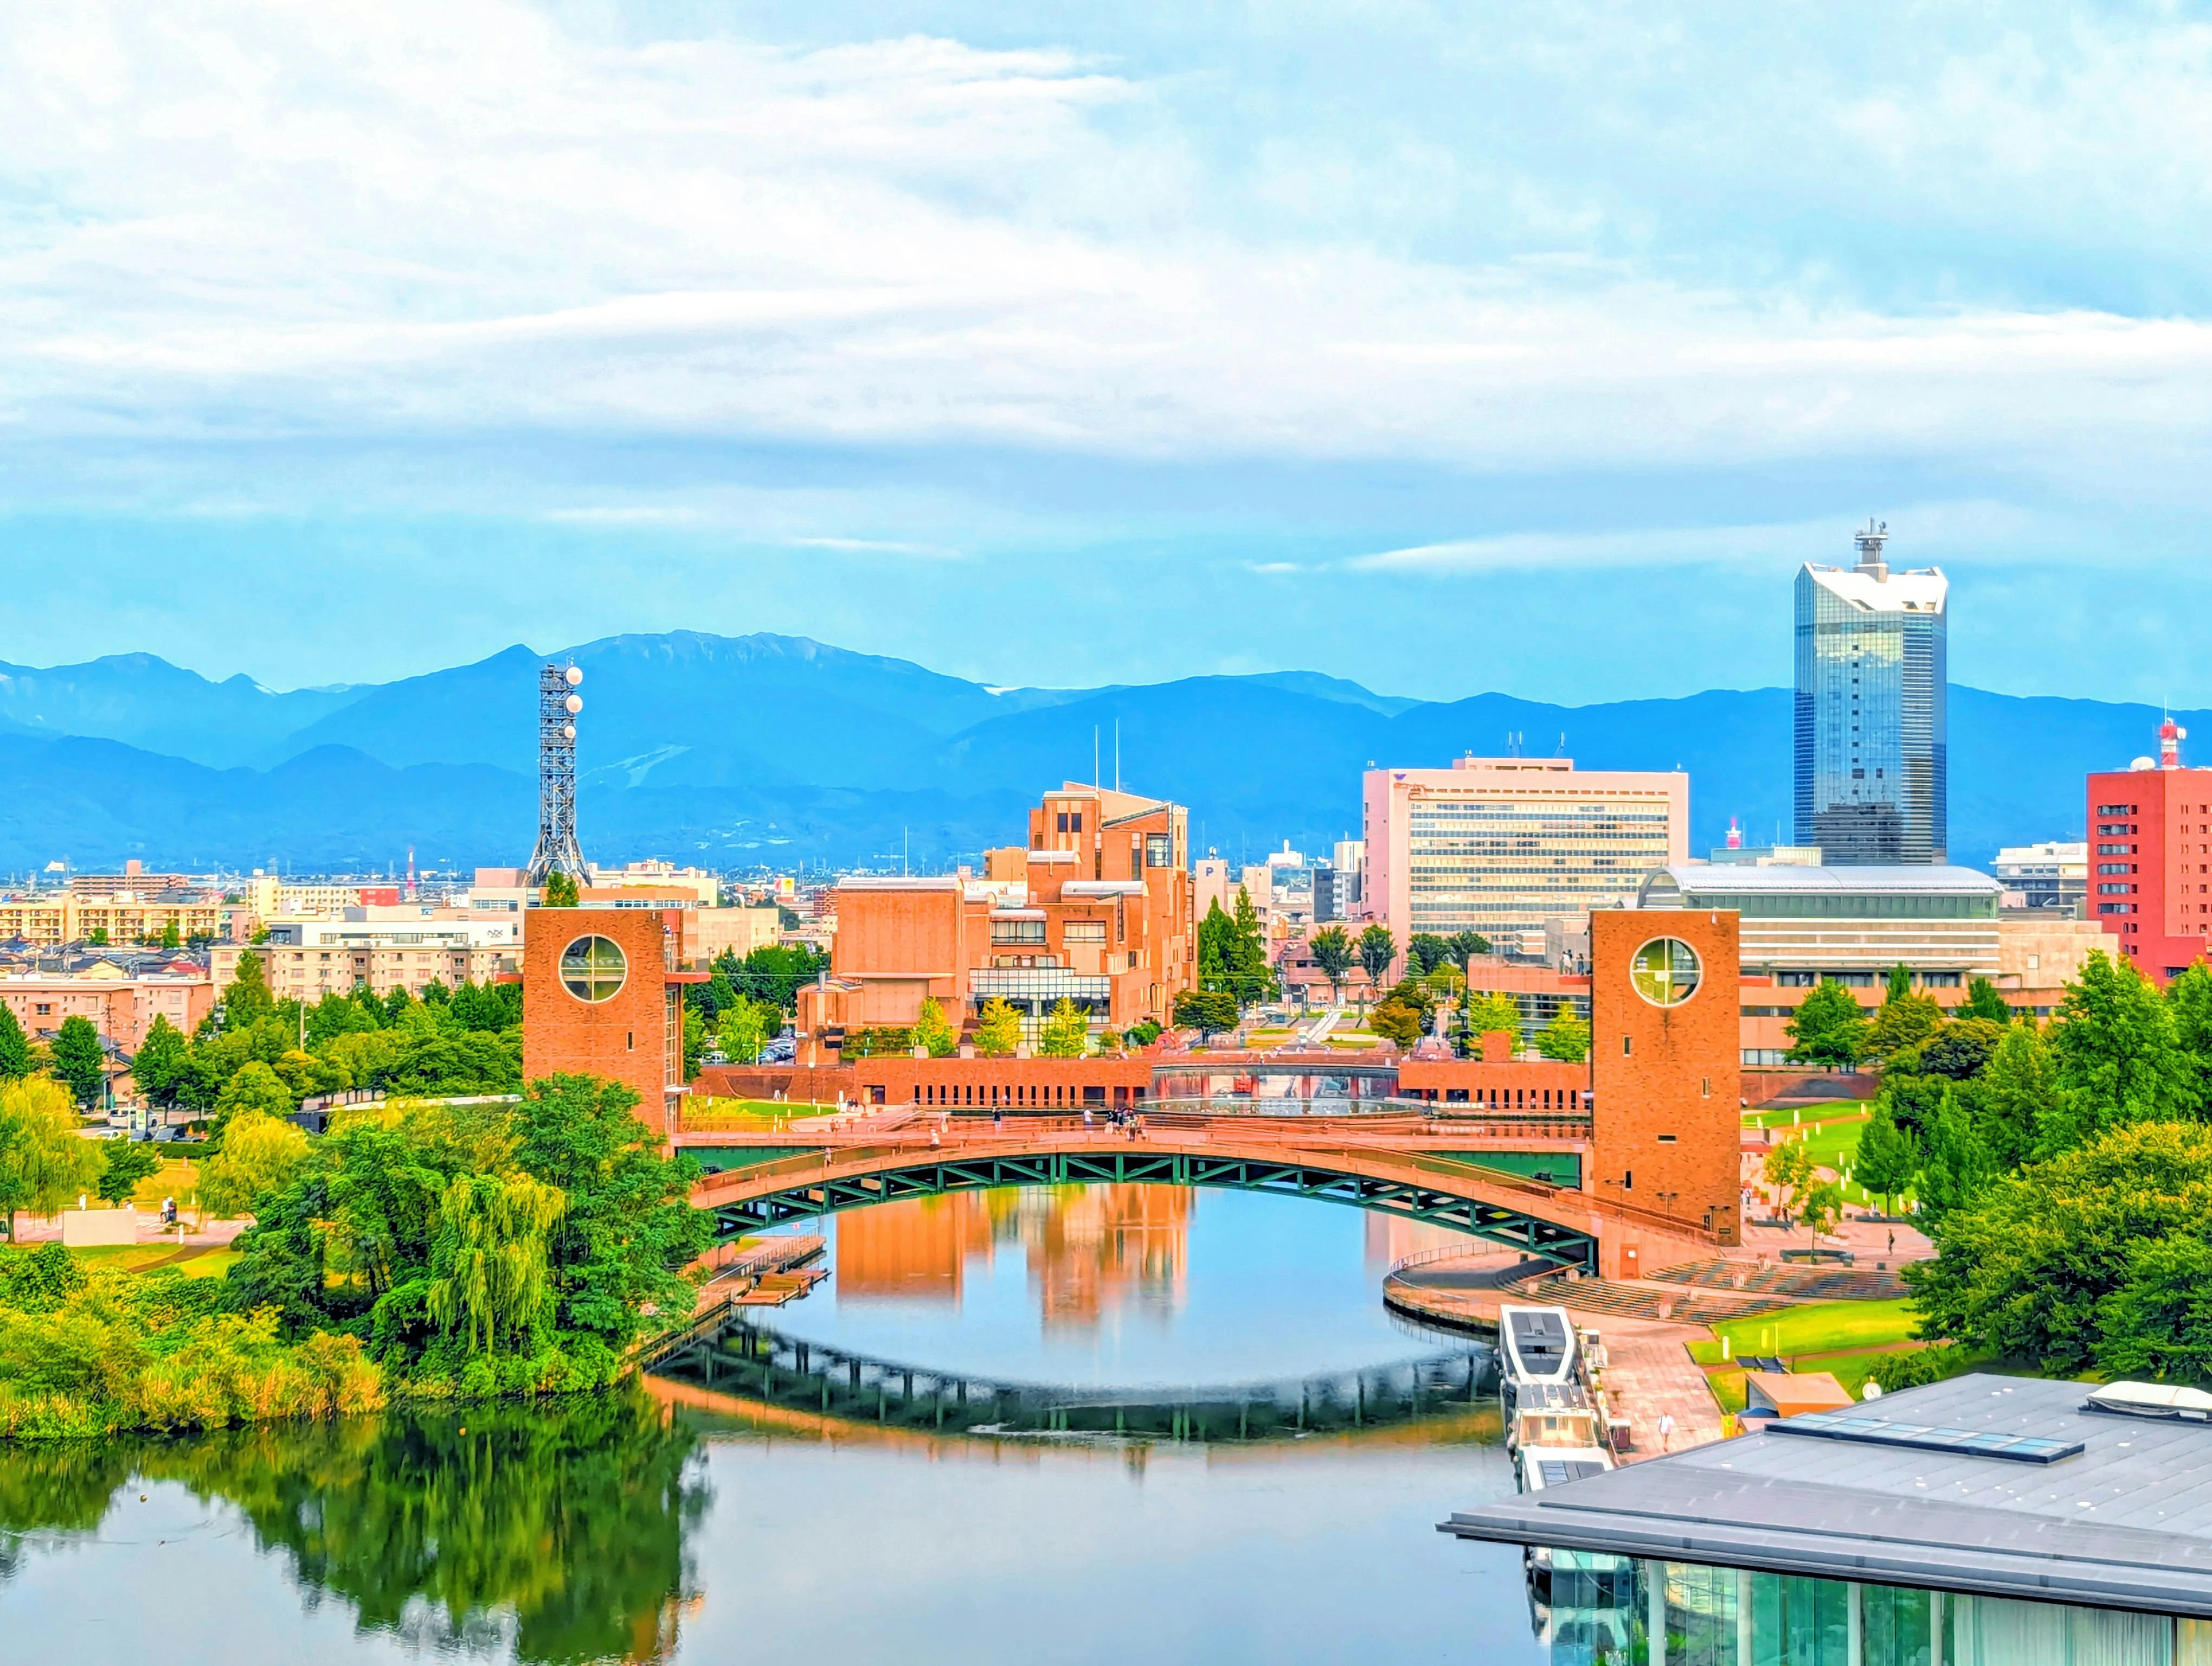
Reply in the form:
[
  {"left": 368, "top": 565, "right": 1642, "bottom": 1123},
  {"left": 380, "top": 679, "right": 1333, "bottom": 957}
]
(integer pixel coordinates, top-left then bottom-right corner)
[{"left": 0, "top": 1392, "right": 710, "bottom": 1662}]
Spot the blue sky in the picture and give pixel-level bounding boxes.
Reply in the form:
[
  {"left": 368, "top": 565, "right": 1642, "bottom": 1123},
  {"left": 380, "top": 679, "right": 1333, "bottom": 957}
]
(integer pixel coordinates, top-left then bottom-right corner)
[{"left": 4, "top": 1, "right": 2211, "bottom": 702}]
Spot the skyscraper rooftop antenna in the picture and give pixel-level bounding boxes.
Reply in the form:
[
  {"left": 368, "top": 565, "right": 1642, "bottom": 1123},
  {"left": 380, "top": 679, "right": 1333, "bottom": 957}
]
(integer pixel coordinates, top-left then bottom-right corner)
[
  {"left": 1854, "top": 518, "right": 1891, "bottom": 580},
  {"left": 525, "top": 660, "right": 587, "bottom": 884}
]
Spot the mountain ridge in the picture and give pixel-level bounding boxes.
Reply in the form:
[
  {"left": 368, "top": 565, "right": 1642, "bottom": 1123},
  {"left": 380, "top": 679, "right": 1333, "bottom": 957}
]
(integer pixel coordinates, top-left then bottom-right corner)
[{"left": 0, "top": 632, "right": 2172, "bottom": 872}]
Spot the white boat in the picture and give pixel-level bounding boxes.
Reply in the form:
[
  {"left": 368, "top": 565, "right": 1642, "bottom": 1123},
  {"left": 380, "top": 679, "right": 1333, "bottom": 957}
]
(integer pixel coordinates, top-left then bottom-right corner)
[{"left": 1498, "top": 1303, "right": 1579, "bottom": 1409}]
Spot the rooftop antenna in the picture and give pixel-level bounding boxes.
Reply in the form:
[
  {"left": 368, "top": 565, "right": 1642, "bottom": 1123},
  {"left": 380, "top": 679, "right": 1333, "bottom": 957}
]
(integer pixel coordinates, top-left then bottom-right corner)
[
  {"left": 525, "top": 661, "right": 587, "bottom": 885},
  {"left": 1853, "top": 517, "right": 1891, "bottom": 581}
]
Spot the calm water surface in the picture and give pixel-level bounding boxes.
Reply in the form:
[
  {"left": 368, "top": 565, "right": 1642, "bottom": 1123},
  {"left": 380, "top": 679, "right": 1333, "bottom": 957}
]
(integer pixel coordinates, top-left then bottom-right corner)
[{"left": 0, "top": 1187, "right": 1572, "bottom": 1664}]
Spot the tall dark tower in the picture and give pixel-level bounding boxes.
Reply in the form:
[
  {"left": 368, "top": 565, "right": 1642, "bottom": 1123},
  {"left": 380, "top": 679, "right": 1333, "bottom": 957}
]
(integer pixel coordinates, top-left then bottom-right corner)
[{"left": 526, "top": 661, "right": 587, "bottom": 884}]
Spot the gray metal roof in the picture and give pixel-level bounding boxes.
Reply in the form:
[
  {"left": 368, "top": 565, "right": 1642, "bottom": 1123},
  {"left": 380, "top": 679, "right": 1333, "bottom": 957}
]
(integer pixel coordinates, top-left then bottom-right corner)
[
  {"left": 1643, "top": 863, "right": 2003, "bottom": 896},
  {"left": 1441, "top": 1375, "right": 2212, "bottom": 1615}
]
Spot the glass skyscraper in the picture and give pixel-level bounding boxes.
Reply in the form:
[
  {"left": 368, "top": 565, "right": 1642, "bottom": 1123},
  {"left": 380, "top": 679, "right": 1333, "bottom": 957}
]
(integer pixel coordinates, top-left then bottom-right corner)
[{"left": 1793, "top": 523, "right": 1947, "bottom": 864}]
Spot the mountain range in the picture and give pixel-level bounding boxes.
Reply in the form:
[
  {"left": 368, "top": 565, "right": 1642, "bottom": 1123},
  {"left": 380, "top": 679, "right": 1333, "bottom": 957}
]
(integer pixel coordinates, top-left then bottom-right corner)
[{"left": 0, "top": 633, "right": 2181, "bottom": 874}]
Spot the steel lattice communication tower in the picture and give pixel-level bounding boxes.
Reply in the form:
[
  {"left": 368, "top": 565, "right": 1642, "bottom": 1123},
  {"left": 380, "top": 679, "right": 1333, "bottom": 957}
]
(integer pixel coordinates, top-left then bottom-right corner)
[{"left": 525, "top": 661, "right": 588, "bottom": 884}]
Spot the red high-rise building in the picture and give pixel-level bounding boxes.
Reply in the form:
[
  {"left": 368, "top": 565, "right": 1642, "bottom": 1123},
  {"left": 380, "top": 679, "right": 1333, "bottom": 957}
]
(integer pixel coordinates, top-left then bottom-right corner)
[{"left": 2087, "top": 719, "right": 2212, "bottom": 984}]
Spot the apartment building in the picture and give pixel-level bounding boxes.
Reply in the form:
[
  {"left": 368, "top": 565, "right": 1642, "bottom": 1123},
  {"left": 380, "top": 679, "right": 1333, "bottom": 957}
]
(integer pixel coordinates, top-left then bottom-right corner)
[
  {"left": 798, "top": 783, "right": 1194, "bottom": 1046},
  {"left": 214, "top": 908, "right": 523, "bottom": 1002},
  {"left": 1361, "top": 755, "right": 1688, "bottom": 962},
  {"left": 0, "top": 889, "right": 232, "bottom": 950},
  {"left": 0, "top": 961, "right": 215, "bottom": 1053}
]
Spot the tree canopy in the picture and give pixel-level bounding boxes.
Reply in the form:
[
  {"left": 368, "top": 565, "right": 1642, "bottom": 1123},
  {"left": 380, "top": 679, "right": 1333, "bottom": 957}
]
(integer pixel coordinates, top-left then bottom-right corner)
[{"left": 1783, "top": 981, "right": 1867, "bottom": 1066}]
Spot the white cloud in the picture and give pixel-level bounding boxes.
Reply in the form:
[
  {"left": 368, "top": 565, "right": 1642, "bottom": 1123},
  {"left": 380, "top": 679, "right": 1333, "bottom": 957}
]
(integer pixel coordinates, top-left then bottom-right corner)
[{"left": 4, "top": 1, "right": 2212, "bottom": 518}]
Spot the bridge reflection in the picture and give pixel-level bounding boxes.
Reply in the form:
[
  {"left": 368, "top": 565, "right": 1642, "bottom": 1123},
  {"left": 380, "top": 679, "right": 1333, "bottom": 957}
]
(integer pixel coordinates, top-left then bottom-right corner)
[{"left": 650, "top": 1313, "right": 1496, "bottom": 1443}]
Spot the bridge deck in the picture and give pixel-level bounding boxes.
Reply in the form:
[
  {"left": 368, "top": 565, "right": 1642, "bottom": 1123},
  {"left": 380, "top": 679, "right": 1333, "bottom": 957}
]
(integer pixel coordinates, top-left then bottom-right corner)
[{"left": 685, "top": 1123, "right": 1708, "bottom": 1274}]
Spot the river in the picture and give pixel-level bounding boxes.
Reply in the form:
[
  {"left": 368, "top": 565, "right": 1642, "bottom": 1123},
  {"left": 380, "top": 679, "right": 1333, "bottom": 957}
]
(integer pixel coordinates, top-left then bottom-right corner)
[{"left": 0, "top": 1186, "right": 1582, "bottom": 1664}]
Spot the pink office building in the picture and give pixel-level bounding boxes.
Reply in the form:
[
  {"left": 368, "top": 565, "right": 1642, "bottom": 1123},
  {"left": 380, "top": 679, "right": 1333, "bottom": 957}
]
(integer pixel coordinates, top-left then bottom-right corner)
[{"left": 1361, "top": 756, "right": 1689, "bottom": 966}]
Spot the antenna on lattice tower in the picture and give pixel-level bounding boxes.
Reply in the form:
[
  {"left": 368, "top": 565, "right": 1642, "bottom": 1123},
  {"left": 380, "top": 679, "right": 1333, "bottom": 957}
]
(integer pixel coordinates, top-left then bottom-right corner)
[{"left": 525, "top": 660, "right": 588, "bottom": 884}]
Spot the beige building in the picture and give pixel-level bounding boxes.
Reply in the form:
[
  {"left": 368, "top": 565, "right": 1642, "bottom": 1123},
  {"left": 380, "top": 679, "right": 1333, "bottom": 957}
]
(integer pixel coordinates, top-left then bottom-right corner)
[
  {"left": 0, "top": 890, "right": 231, "bottom": 950},
  {"left": 584, "top": 860, "right": 722, "bottom": 907},
  {"left": 695, "top": 905, "right": 784, "bottom": 964},
  {"left": 215, "top": 911, "right": 522, "bottom": 1003},
  {"left": 1362, "top": 755, "right": 1690, "bottom": 962},
  {"left": 0, "top": 963, "right": 215, "bottom": 1053}
]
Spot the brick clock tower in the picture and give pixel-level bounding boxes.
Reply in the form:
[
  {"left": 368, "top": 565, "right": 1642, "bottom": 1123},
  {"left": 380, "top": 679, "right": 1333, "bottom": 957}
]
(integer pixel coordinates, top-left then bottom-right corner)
[
  {"left": 1589, "top": 907, "right": 1740, "bottom": 1247},
  {"left": 522, "top": 907, "right": 690, "bottom": 1137}
]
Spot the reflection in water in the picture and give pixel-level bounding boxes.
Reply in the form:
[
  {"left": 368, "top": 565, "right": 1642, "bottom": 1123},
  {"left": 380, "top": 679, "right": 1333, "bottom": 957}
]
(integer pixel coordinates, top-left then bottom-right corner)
[
  {"left": 837, "top": 1184, "right": 1191, "bottom": 1329},
  {"left": 0, "top": 1392, "right": 708, "bottom": 1664}
]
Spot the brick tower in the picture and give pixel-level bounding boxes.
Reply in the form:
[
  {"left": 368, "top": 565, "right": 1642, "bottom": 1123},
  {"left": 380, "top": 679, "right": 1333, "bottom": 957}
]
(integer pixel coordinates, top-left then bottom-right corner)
[
  {"left": 521, "top": 906, "right": 686, "bottom": 1137},
  {"left": 1589, "top": 907, "right": 1741, "bottom": 1246}
]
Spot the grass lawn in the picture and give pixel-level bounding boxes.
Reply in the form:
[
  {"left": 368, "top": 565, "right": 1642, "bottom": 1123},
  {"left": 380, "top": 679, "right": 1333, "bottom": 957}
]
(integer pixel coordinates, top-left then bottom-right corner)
[
  {"left": 1744, "top": 1100, "right": 1869, "bottom": 1130},
  {"left": 1745, "top": 1111, "right": 1919, "bottom": 1211},
  {"left": 681, "top": 1097, "right": 834, "bottom": 1131},
  {"left": 9, "top": 1243, "right": 239, "bottom": 1277},
  {"left": 1695, "top": 1298, "right": 1920, "bottom": 1363},
  {"left": 1706, "top": 1368, "right": 1747, "bottom": 1415}
]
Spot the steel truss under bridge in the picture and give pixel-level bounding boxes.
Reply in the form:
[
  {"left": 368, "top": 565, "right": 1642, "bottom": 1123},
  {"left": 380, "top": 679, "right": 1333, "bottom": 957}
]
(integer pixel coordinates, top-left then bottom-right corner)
[{"left": 704, "top": 1148, "right": 1597, "bottom": 1273}]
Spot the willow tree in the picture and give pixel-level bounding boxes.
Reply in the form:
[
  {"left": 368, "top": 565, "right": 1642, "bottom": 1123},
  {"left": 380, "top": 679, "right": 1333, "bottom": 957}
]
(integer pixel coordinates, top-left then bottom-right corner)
[{"left": 427, "top": 1171, "right": 566, "bottom": 1358}]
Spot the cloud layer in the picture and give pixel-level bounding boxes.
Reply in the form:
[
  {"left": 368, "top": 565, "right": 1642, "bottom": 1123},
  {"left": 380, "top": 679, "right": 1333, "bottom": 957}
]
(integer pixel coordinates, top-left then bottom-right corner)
[{"left": 3, "top": 1, "right": 2211, "bottom": 699}]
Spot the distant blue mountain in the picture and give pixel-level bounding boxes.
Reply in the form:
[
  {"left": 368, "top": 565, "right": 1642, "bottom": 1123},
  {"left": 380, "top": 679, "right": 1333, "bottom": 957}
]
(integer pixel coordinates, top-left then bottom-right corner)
[{"left": 0, "top": 631, "right": 2175, "bottom": 872}]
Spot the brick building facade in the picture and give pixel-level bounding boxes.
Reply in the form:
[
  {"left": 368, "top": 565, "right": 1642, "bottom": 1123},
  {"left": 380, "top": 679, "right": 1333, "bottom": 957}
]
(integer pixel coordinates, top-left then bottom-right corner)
[
  {"left": 520, "top": 907, "right": 694, "bottom": 1137},
  {"left": 1588, "top": 907, "right": 1741, "bottom": 1248}
]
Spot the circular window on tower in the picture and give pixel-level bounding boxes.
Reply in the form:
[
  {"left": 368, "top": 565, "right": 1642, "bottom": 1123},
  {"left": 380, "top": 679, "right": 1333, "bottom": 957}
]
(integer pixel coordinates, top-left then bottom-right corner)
[
  {"left": 1629, "top": 937, "right": 1702, "bottom": 1007},
  {"left": 559, "top": 934, "right": 628, "bottom": 1003}
]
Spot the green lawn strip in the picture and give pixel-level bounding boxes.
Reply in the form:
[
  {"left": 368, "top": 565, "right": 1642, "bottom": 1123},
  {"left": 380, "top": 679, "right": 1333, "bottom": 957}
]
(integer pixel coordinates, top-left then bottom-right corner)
[
  {"left": 1744, "top": 1101, "right": 1868, "bottom": 1131},
  {"left": 1706, "top": 1298, "right": 1919, "bottom": 1360},
  {"left": 1705, "top": 1368, "right": 1747, "bottom": 1417}
]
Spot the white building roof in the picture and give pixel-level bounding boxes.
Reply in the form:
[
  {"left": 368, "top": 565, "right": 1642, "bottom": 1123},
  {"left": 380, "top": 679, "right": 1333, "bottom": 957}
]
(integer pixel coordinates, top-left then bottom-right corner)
[
  {"left": 1802, "top": 563, "right": 1948, "bottom": 615},
  {"left": 1647, "top": 863, "right": 2000, "bottom": 898}
]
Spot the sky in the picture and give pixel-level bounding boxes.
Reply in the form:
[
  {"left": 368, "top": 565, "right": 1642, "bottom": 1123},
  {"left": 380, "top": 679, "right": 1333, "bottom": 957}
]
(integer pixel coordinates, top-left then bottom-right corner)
[{"left": 5, "top": 1, "right": 2212, "bottom": 703}]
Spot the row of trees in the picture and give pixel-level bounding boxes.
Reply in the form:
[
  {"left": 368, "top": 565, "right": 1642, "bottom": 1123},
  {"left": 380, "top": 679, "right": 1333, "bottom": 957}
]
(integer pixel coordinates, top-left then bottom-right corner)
[
  {"left": 1, "top": 1072, "right": 710, "bottom": 1430},
  {"left": 123, "top": 955, "right": 525, "bottom": 1128}
]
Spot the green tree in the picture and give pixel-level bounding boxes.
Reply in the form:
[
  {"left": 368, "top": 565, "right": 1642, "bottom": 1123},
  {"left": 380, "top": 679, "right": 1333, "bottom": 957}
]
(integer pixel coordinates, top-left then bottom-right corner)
[
  {"left": 1915, "top": 1088, "right": 1997, "bottom": 1221},
  {"left": 2045, "top": 950, "right": 2195, "bottom": 1148},
  {"left": 52, "top": 1014, "right": 106, "bottom": 1108},
  {"left": 1405, "top": 933, "right": 1453, "bottom": 978},
  {"left": 197, "top": 1112, "right": 312, "bottom": 1219},
  {"left": 1886, "top": 962, "right": 1912, "bottom": 1003},
  {"left": 1446, "top": 929, "right": 1491, "bottom": 963},
  {"left": 1463, "top": 992, "right": 1523, "bottom": 1054},
  {"left": 1906, "top": 1120, "right": 2212, "bottom": 1376},
  {"left": 1038, "top": 998, "right": 1089, "bottom": 1058},
  {"left": 130, "top": 1014, "right": 191, "bottom": 1107},
  {"left": 216, "top": 1060, "right": 296, "bottom": 1124},
  {"left": 0, "top": 1001, "right": 31, "bottom": 1082},
  {"left": 716, "top": 995, "right": 776, "bottom": 1065},
  {"left": 1783, "top": 981, "right": 1868, "bottom": 1066},
  {"left": 1355, "top": 925, "right": 1396, "bottom": 1005},
  {"left": 1308, "top": 926, "right": 1354, "bottom": 1004},
  {"left": 912, "top": 997, "right": 958, "bottom": 1059},
  {"left": 1917, "top": 1017, "right": 2004, "bottom": 1080},
  {"left": 1959, "top": 975, "right": 2013, "bottom": 1026},
  {"left": 95, "top": 1139, "right": 163, "bottom": 1207},
  {"left": 159, "top": 918, "right": 182, "bottom": 951},
  {"left": 1975, "top": 1020, "right": 2058, "bottom": 1171},
  {"left": 1798, "top": 1177, "right": 1846, "bottom": 1248},
  {"left": 86, "top": 927, "right": 110, "bottom": 947},
  {"left": 1226, "top": 888, "right": 1276, "bottom": 1004},
  {"left": 974, "top": 997, "right": 1023, "bottom": 1058},
  {"left": 426, "top": 1170, "right": 565, "bottom": 1358},
  {"left": 0, "top": 1077, "right": 103, "bottom": 1239},
  {"left": 1535, "top": 1005, "right": 1591, "bottom": 1063},
  {"left": 224, "top": 952, "right": 275, "bottom": 1028},
  {"left": 509, "top": 1074, "right": 711, "bottom": 1359},
  {"left": 1172, "top": 988, "right": 1238, "bottom": 1040},
  {"left": 1866, "top": 991, "right": 1945, "bottom": 1062},
  {"left": 1370, "top": 1000, "right": 1425, "bottom": 1047},
  {"left": 540, "top": 872, "right": 580, "bottom": 907},
  {"left": 1851, "top": 1096, "right": 1918, "bottom": 1215},
  {"left": 1760, "top": 1137, "right": 1815, "bottom": 1223}
]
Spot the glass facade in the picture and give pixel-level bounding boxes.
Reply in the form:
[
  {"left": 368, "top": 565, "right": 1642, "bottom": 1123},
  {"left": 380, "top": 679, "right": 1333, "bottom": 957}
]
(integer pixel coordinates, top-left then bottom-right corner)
[
  {"left": 1524, "top": 1555, "right": 2212, "bottom": 1665},
  {"left": 1793, "top": 547, "right": 1947, "bottom": 866},
  {"left": 1405, "top": 799, "right": 1675, "bottom": 939}
]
